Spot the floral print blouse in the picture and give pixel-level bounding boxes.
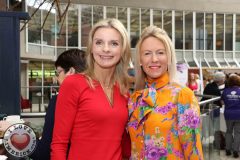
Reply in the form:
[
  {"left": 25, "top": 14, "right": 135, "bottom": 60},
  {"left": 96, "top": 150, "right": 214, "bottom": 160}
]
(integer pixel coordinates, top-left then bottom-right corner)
[{"left": 128, "top": 73, "right": 203, "bottom": 160}]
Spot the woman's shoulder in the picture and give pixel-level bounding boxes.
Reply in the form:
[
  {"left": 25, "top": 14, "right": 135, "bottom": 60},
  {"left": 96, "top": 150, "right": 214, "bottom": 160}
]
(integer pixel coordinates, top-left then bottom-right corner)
[
  {"left": 66, "top": 73, "right": 85, "bottom": 80},
  {"left": 170, "top": 82, "right": 194, "bottom": 95},
  {"left": 62, "top": 73, "right": 89, "bottom": 87},
  {"left": 168, "top": 83, "right": 197, "bottom": 106},
  {"left": 64, "top": 73, "right": 86, "bottom": 81}
]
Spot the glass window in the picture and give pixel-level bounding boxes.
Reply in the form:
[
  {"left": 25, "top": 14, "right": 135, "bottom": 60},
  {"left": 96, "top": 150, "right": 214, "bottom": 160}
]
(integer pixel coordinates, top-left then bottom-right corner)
[
  {"left": 130, "top": 8, "right": 140, "bottom": 48},
  {"left": 153, "top": 10, "right": 162, "bottom": 28},
  {"left": 117, "top": 7, "right": 127, "bottom": 29},
  {"left": 106, "top": 6, "right": 117, "bottom": 18},
  {"left": 81, "top": 5, "right": 91, "bottom": 47},
  {"left": 216, "top": 14, "right": 224, "bottom": 50},
  {"left": 28, "top": 61, "right": 56, "bottom": 107},
  {"left": 185, "top": 12, "right": 193, "bottom": 49},
  {"left": 206, "top": 13, "right": 213, "bottom": 50},
  {"left": 30, "top": 62, "right": 55, "bottom": 81},
  {"left": 68, "top": 5, "right": 78, "bottom": 47},
  {"left": 163, "top": 10, "right": 172, "bottom": 39},
  {"left": 141, "top": 9, "right": 150, "bottom": 31},
  {"left": 27, "top": 4, "right": 41, "bottom": 44},
  {"left": 28, "top": 61, "right": 43, "bottom": 103},
  {"left": 57, "top": 4, "right": 67, "bottom": 47},
  {"left": 225, "top": 14, "right": 233, "bottom": 51},
  {"left": 93, "top": 5, "right": 103, "bottom": 25},
  {"left": 175, "top": 11, "right": 183, "bottom": 49},
  {"left": 42, "top": 3, "right": 55, "bottom": 46},
  {"left": 236, "top": 15, "right": 240, "bottom": 51},
  {"left": 196, "top": 13, "right": 204, "bottom": 50}
]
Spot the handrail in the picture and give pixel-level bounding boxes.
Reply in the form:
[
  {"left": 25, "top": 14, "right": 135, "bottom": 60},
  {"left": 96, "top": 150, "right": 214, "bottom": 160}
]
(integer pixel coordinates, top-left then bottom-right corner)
[
  {"left": 21, "top": 112, "right": 46, "bottom": 118},
  {"left": 195, "top": 93, "right": 218, "bottom": 98},
  {"left": 199, "top": 96, "right": 221, "bottom": 106},
  {"left": 21, "top": 86, "right": 59, "bottom": 88}
]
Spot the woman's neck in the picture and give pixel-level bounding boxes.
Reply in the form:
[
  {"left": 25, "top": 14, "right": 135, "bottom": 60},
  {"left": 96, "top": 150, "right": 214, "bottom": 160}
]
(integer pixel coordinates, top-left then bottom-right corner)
[{"left": 94, "top": 69, "right": 115, "bottom": 87}]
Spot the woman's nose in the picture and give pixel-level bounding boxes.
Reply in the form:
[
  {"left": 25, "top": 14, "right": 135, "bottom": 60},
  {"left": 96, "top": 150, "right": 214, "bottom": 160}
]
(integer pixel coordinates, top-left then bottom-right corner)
[
  {"left": 103, "top": 43, "right": 110, "bottom": 52},
  {"left": 152, "top": 53, "right": 159, "bottom": 62}
]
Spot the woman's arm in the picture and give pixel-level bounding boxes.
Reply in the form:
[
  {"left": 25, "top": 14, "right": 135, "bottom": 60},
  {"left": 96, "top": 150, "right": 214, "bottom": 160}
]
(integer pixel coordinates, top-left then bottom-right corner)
[
  {"left": 177, "top": 87, "right": 204, "bottom": 160},
  {"left": 51, "top": 76, "right": 80, "bottom": 160}
]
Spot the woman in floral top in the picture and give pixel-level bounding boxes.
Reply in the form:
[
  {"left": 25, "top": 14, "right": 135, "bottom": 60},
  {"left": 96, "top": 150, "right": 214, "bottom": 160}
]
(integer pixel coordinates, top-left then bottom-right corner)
[{"left": 128, "top": 26, "right": 203, "bottom": 160}]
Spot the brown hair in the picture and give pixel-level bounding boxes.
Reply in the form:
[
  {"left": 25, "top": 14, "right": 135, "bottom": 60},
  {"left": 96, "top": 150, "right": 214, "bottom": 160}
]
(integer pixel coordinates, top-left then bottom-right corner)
[{"left": 227, "top": 74, "right": 240, "bottom": 87}]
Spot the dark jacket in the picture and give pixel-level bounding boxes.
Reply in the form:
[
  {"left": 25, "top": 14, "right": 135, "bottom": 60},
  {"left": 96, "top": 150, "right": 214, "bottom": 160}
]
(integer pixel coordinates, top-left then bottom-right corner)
[
  {"left": 30, "top": 95, "right": 57, "bottom": 160},
  {"left": 201, "top": 82, "right": 223, "bottom": 117}
]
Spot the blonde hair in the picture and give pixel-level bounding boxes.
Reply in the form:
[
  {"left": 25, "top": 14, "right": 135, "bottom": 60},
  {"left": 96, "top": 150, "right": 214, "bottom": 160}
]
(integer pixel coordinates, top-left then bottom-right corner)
[
  {"left": 84, "top": 18, "right": 131, "bottom": 95},
  {"left": 135, "top": 26, "right": 177, "bottom": 90}
]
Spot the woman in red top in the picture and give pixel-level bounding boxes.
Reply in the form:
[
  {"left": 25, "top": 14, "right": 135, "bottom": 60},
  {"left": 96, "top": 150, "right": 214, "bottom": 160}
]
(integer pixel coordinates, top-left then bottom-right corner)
[
  {"left": 51, "top": 18, "right": 131, "bottom": 160},
  {"left": 187, "top": 72, "right": 199, "bottom": 92}
]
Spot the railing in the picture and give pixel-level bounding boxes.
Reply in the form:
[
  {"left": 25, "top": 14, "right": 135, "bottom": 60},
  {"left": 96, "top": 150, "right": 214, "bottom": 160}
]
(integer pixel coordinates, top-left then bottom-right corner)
[
  {"left": 21, "top": 112, "right": 46, "bottom": 118},
  {"left": 197, "top": 94, "right": 222, "bottom": 160}
]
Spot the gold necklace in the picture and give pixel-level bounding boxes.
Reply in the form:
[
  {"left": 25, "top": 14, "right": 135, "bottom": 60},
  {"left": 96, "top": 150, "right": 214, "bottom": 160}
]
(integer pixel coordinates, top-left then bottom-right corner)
[
  {"left": 94, "top": 73, "right": 114, "bottom": 106},
  {"left": 98, "top": 80, "right": 114, "bottom": 106},
  {"left": 99, "top": 81, "right": 112, "bottom": 89}
]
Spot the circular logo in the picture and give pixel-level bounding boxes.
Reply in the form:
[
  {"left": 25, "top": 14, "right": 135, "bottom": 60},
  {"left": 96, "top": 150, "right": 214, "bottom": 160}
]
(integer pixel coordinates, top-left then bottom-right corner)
[
  {"left": 3, "top": 123, "right": 37, "bottom": 158},
  {"left": 231, "top": 91, "right": 237, "bottom": 95}
]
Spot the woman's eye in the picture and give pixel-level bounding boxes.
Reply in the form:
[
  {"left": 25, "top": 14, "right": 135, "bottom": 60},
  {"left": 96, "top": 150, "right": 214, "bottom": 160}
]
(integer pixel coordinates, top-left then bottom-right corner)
[
  {"left": 96, "top": 41, "right": 103, "bottom": 45},
  {"left": 144, "top": 52, "right": 151, "bottom": 55},
  {"left": 111, "top": 42, "right": 119, "bottom": 47},
  {"left": 157, "top": 50, "right": 165, "bottom": 55}
]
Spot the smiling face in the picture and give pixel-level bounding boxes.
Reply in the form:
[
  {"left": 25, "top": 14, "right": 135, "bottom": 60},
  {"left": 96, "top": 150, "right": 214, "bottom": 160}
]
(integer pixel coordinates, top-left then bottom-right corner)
[
  {"left": 140, "top": 36, "right": 168, "bottom": 79},
  {"left": 92, "top": 27, "right": 122, "bottom": 70}
]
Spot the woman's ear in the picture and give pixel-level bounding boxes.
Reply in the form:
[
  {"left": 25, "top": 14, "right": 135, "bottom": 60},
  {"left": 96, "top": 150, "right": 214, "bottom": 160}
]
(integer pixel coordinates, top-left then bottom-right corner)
[{"left": 68, "top": 67, "right": 76, "bottom": 75}]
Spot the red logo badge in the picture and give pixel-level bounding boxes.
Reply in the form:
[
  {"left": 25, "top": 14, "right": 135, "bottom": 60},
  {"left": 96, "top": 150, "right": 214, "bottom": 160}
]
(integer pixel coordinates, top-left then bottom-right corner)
[{"left": 3, "top": 123, "right": 36, "bottom": 158}]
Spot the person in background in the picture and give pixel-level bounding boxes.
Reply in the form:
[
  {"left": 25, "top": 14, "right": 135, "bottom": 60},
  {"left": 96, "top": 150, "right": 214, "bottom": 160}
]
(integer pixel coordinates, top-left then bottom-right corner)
[
  {"left": 201, "top": 71, "right": 226, "bottom": 111},
  {"left": 128, "top": 26, "right": 203, "bottom": 159},
  {"left": 201, "top": 71, "right": 226, "bottom": 149},
  {"left": 51, "top": 18, "right": 131, "bottom": 160},
  {"left": 30, "top": 49, "right": 86, "bottom": 160},
  {"left": 221, "top": 74, "right": 240, "bottom": 158},
  {"left": 187, "top": 72, "right": 199, "bottom": 93}
]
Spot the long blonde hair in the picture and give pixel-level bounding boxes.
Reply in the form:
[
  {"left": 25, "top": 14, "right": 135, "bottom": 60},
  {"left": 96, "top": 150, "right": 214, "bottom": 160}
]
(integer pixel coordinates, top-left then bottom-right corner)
[
  {"left": 135, "top": 26, "right": 177, "bottom": 90},
  {"left": 84, "top": 18, "right": 131, "bottom": 95}
]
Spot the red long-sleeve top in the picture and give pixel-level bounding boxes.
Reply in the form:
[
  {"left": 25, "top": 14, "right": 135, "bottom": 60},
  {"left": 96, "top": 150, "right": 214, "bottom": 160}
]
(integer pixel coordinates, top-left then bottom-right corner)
[{"left": 51, "top": 74, "right": 128, "bottom": 160}]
